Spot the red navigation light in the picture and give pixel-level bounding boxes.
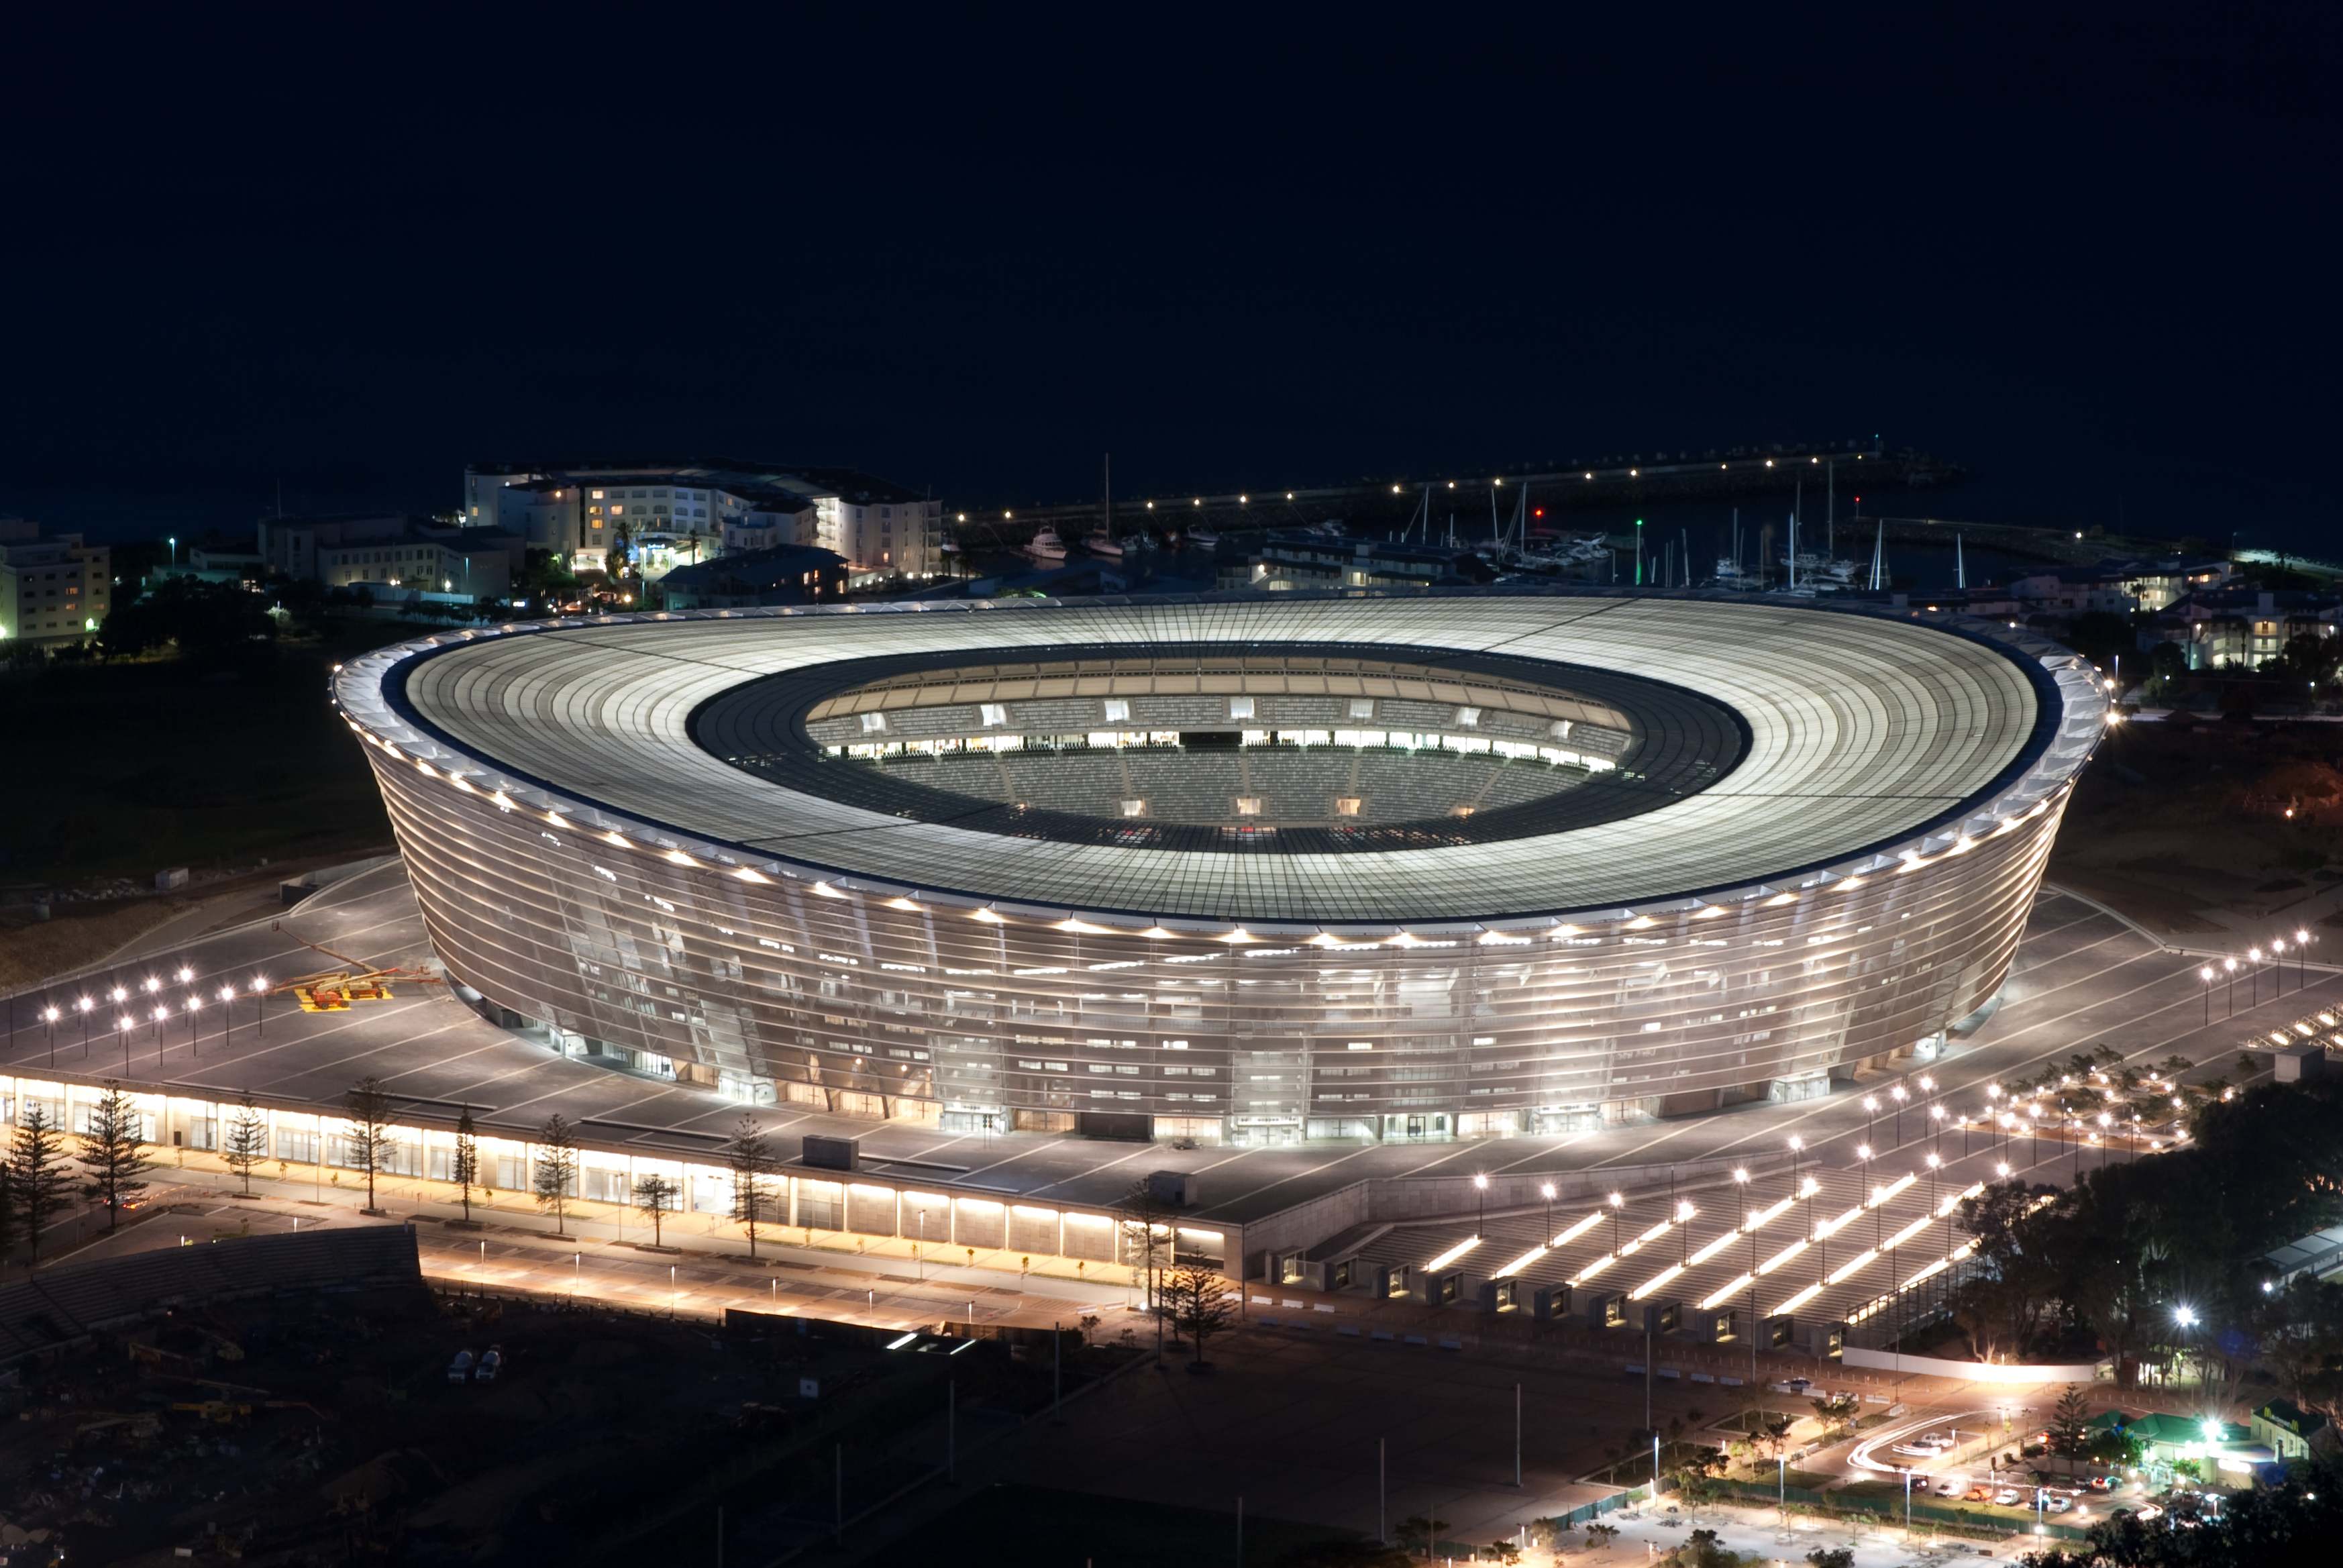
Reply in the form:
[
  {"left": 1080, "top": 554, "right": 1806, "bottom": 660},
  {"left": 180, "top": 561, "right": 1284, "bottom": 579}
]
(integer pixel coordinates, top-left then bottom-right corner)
[{"left": 1532, "top": 507, "right": 1545, "bottom": 518}]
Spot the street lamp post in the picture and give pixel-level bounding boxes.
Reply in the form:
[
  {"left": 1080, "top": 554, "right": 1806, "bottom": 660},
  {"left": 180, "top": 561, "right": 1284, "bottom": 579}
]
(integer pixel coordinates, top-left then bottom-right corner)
[
  {"left": 2199, "top": 965, "right": 2214, "bottom": 1025},
  {"left": 2249, "top": 947, "right": 2263, "bottom": 1006},
  {"left": 1733, "top": 1167, "right": 1756, "bottom": 1383},
  {"left": 2297, "top": 929, "right": 2313, "bottom": 988},
  {"left": 1473, "top": 1171, "right": 1490, "bottom": 1239},
  {"left": 2224, "top": 956, "right": 2238, "bottom": 1016},
  {"left": 218, "top": 984, "right": 236, "bottom": 1049},
  {"left": 41, "top": 1004, "right": 59, "bottom": 1067},
  {"left": 1863, "top": 1095, "right": 1879, "bottom": 1148},
  {"left": 187, "top": 994, "right": 202, "bottom": 1055},
  {"left": 118, "top": 1012, "right": 134, "bottom": 1072},
  {"left": 1606, "top": 1190, "right": 1625, "bottom": 1254},
  {"left": 76, "top": 995, "right": 93, "bottom": 1057},
  {"left": 252, "top": 976, "right": 269, "bottom": 1037},
  {"left": 1891, "top": 1083, "right": 1908, "bottom": 1145},
  {"left": 1540, "top": 1181, "right": 1556, "bottom": 1246}
]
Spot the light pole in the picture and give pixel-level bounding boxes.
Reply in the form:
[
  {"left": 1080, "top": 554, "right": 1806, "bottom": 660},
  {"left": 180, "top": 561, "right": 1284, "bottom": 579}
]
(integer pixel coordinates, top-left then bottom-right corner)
[
  {"left": 1607, "top": 1190, "right": 1624, "bottom": 1254},
  {"left": 2199, "top": 965, "right": 2214, "bottom": 1025},
  {"left": 2297, "top": 928, "right": 2313, "bottom": 988},
  {"left": 2273, "top": 939, "right": 2289, "bottom": 998},
  {"left": 117, "top": 1012, "right": 134, "bottom": 1072},
  {"left": 218, "top": 984, "right": 236, "bottom": 1049},
  {"left": 2097, "top": 1112, "right": 2114, "bottom": 1169},
  {"left": 1930, "top": 1103, "right": 1946, "bottom": 1156},
  {"left": 41, "top": 1004, "right": 59, "bottom": 1067},
  {"left": 1891, "top": 1083, "right": 1909, "bottom": 1145},
  {"left": 1540, "top": 1181, "right": 1556, "bottom": 1245},
  {"left": 2224, "top": 956, "right": 2238, "bottom": 1016},
  {"left": 1863, "top": 1095, "right": 1879, "bottom": 1148},
  {"left": 1675, "top": 1198, "right": 1695, "bottom": 1265},
  {"left": 152, "top": 1003, "right": 168, "bottom": 1067},
  {"left": 76, "top": 995, "right": 93, "bottom": 1057},
  {"left": 1786, "top": 1135, "right": 1804, "bottom": 1193},
  {"left": 1856, "top": 1144, "right": 1875, "bottom": 1247},
  {"left": 1473, "top": 1171, "right": 1490, "bottom": 1239},
  {"left": 2172, "top": 1303, "right": 2197, "bottom": 1388},
  {"left": 2249, "top": 947, "right": 2263, "bottom": 1006},
  {"left": 186, "top": 993, "right": 202, "bottom": 1055},
  {"left": 252, "top": 976, "right": 269, "bottom": 1037}
]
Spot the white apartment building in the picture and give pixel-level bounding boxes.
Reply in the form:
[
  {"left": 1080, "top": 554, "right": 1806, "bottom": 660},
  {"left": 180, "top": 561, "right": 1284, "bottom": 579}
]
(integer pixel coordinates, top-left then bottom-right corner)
[
  {"left": 462, "top": 461, "right": 945, "bottom": 580},
  {"left": 0, "top": 519, "right": 110, "bottom": 647}
]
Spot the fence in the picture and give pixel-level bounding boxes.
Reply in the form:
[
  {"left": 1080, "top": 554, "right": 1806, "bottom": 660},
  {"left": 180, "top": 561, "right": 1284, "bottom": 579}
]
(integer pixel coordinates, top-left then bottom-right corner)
[{"left": 1705, "top": 1477, "right": 2092, "bottom": 1544}]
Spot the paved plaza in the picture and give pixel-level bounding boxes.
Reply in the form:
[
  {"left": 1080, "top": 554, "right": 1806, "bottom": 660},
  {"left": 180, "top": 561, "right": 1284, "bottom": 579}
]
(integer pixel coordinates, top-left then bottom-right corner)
[{"left": 2, "top": 861, "right": 2328, "bottom": 1231}]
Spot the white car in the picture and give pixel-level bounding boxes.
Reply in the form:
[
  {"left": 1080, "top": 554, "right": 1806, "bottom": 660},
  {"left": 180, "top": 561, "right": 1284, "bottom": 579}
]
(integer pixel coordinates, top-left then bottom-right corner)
[
  {"left": 1892, "top": 1442, "right": 1940, "bottom": 1458},
  {"left": 1993, "top": 1488, "right": 2023, "bottom": 1506},
  {"left": 447, "top": 1349, "right": 474, "bottom": 1383},
  {"left": 1934, "top": 1478, "right": 1964, "bottom": 1497},
  {"left": 2047, "top": 1496, "right": 2073, "bottom": 1514}
]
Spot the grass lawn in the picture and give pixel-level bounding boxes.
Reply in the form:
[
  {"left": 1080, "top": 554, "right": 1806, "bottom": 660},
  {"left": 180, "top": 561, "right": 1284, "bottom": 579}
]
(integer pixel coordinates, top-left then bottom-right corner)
[{"left": 0, "top": 621, "right": 407, "bottom": 886}]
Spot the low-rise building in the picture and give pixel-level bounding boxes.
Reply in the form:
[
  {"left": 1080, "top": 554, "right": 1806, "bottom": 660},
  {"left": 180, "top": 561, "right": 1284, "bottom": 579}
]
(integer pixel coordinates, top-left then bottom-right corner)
[
  {"left": 1220, "top": 530, "right": 1498, "bottom": 592},
  {"left": 257, "top": 514, "right": 523, "bottom": 600},
  {"left": 2251, "top": 1399, "right": 2328, "bottom": 1461},
  {"left": 0, "top": 517, "right": 110, "bottom": 647},
  {"left": 2142, "top": 588, "right": 2341, "bottom": 671},
  {"left": 656, "top": 544, "right": 848, "bottom": 609}
]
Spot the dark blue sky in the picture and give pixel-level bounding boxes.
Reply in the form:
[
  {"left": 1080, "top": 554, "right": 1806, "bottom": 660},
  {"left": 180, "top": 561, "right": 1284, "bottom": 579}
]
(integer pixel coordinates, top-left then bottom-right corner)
[{"left": 5, "top": 8, "right": 2338, "bottom": 547}]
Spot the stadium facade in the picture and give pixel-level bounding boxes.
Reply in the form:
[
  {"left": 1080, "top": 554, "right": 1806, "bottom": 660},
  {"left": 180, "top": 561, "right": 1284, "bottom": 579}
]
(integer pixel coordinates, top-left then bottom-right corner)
[{"left": 334, "top": 591, "right": 2106, "bottom": 1145}]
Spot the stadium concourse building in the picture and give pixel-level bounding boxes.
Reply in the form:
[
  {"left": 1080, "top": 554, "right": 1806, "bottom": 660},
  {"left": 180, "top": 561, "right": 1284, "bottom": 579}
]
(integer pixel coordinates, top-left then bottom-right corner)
[{"left": 333, "top": 590, "right": 2107, "bottom": 1147}]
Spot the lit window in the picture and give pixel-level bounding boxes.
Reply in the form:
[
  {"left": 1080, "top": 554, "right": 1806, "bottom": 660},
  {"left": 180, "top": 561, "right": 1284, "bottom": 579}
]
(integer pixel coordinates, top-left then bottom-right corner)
[
  {"left": 1229, "top": 696, "right": 1255, "bottom": 719},
  {"left": 980, "top": 702, "right": 1008, "bottom": 727},
  {"left": 1120, "top": 799, "right": 1147, "bottom": 817},
  {"left": 860, "top": 712, "right": 888, "bottom": 734},
  {"left": 1348, "top": 697, "right": 1375, "bottom": 719},
  {"left": 1103, "top": 698, "right": 1131, "bottom": 723},
  {"left": 1454, "top": 706, "right": 1481, "bottom": 727},
  {"left": 591, "top": 490, "right": 605, "bottom": 500},
  {"left": 611, "top": 505, "right": 625, "bottom": 515},
  {"left": 1334, "top": 797, "right": 1362, "bottom": 817},
  {"left": 1235, "top": 796, "right": 1262, "bottom": 816},
  {"left": 1347, "top": 1041, "right": 1373, "bottom": 1051}
]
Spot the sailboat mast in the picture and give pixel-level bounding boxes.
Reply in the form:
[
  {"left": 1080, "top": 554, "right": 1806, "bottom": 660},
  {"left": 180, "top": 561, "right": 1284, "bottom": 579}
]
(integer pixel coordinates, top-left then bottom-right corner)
[{"left": 1957, "top": 532, "right": 1967, "bottom": 590}]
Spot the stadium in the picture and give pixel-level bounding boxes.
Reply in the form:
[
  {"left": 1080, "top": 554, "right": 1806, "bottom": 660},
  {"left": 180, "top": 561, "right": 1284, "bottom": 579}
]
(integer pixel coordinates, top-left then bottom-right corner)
[{"left": 332, "top": 590, "right": 2106, "bottom": 1147}]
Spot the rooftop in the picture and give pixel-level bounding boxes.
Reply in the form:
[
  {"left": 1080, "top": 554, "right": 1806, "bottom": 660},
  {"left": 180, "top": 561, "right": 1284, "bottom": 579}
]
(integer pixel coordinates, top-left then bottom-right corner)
[{"left": 337, "top": 588, "right": 2105, "bottom": 927}]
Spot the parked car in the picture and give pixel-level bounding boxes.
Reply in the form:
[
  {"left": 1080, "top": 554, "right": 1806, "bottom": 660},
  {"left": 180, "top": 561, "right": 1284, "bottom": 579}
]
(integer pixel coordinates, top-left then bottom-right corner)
[
  {"left": 2086, "top": 1475, "right": 2116, "bottom": 1492},
  {"left": 448, "top": 1349, "right": 475, "bottom": 1383},
  {"left": 2047, "top": 1495, "right": 2074, "bottom": 1514},
  {"left": 1779, "top": 1377, "right": 1814, "bottom": 1394},
  {"left": 1993, "top": 1488, "right": 2024, "bottom": 1506},
  {"left": 1964, "top": 1486, "right": 1989, "bottom": 1502},
  {"left": 1934, "top": 1478, "right": 1964, "bottom": 1496},
  {"left": 1919, "top": 1432, "right": 1955, "bottom": 1449},
  {"left": 476, "top": 1345, "right": 503, "bottom": 1383}
]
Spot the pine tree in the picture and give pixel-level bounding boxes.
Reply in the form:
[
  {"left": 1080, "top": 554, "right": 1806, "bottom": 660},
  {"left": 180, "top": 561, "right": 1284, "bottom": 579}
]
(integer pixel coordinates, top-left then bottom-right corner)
[
  {"left": 79, "top": 1081, "right": 154, "bottom": 1230},
  {"left": 12, "top": 1106, "right": 75, "bottom": 1263},
  {"left": 451, "top": 1103, "right": 480, "bottom": 1224},
  {"left": 633, "top": 1173, "right": 677, "bottom": 1248},
  {"left": 533, "top": 1113, "right": 578, "bottom": 1235},
  {"left": 1165, "top": 1263, "right": 1235, "bottom": 1367},
  {"left": 222, "top": 1092, "right": 266, "bottom": 1196},
  {"left": 0, "top": 1161, "right": 16, "bottom": 1261},
  {"left": 342, "top": 1076, "right": 398, "bottom": 1214},
  {"left": 725, "top": 1114, "right": 774, "bottom": 1258}
]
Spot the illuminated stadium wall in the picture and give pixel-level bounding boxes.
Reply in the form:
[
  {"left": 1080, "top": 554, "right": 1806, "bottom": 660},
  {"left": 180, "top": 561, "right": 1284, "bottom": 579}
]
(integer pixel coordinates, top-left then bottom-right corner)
[{"left": 335, "top": 591, "right": 2105, "bottom": 1145}]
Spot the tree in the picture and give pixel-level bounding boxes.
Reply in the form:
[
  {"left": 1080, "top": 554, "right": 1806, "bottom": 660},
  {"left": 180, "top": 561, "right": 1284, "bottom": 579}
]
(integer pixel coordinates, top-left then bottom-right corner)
[
  {"left": 634, "top": 1173, "right": 678, "bottom": 1248},
  {"left": 1481, "top": 1543, "right": 1521, "bottom": 1567},
  {"left": 725, "top": 1113, "right": 774, "bottom": 1257},
  {"left": 533, "top": 1113, "right": 578, "bottom": 1235},
  {"left": 1165, "top": 1263, "right": 1235, "bottom": 1365},
  {"left": 1116, "top": 1178, "right": 1176, "bottom": 1350},
  {"left": 223, "top": 1092, "right": 266, "bottom": 1196},
  {"left": 11, "top": 1106, "right": 75, "bottom": 1263},
  {"left": 1394, "top": 1514, "right": 1447, "bottom": 1559},
  {"left": 78, "top": 1081, "right": 154, "bottom": 1229},
  {"left": 1805, "top": 1550, "right": 1854, "bottom": 1568},
  {"left": 2048, "top": 1384, "right": 2092, "bottom": 1457},
  {"left": 1581, "top": 1522, "right": 1619, "bottom": 1552},
  {"left": 0, "top": 1160, "right": 15, "bottom": 1260},
  {"left": 450, "top": 1103, "right": 480, "bottom": 1224},
  {"left": 342, "top": 1077, "right": 398, "bottom": 1214}
]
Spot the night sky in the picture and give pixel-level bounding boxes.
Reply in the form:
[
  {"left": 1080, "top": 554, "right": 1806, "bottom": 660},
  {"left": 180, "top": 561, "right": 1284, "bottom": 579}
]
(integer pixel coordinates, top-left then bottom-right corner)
[{"left": 5, "top": 9, "right": 2338, "bottom": 547}]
